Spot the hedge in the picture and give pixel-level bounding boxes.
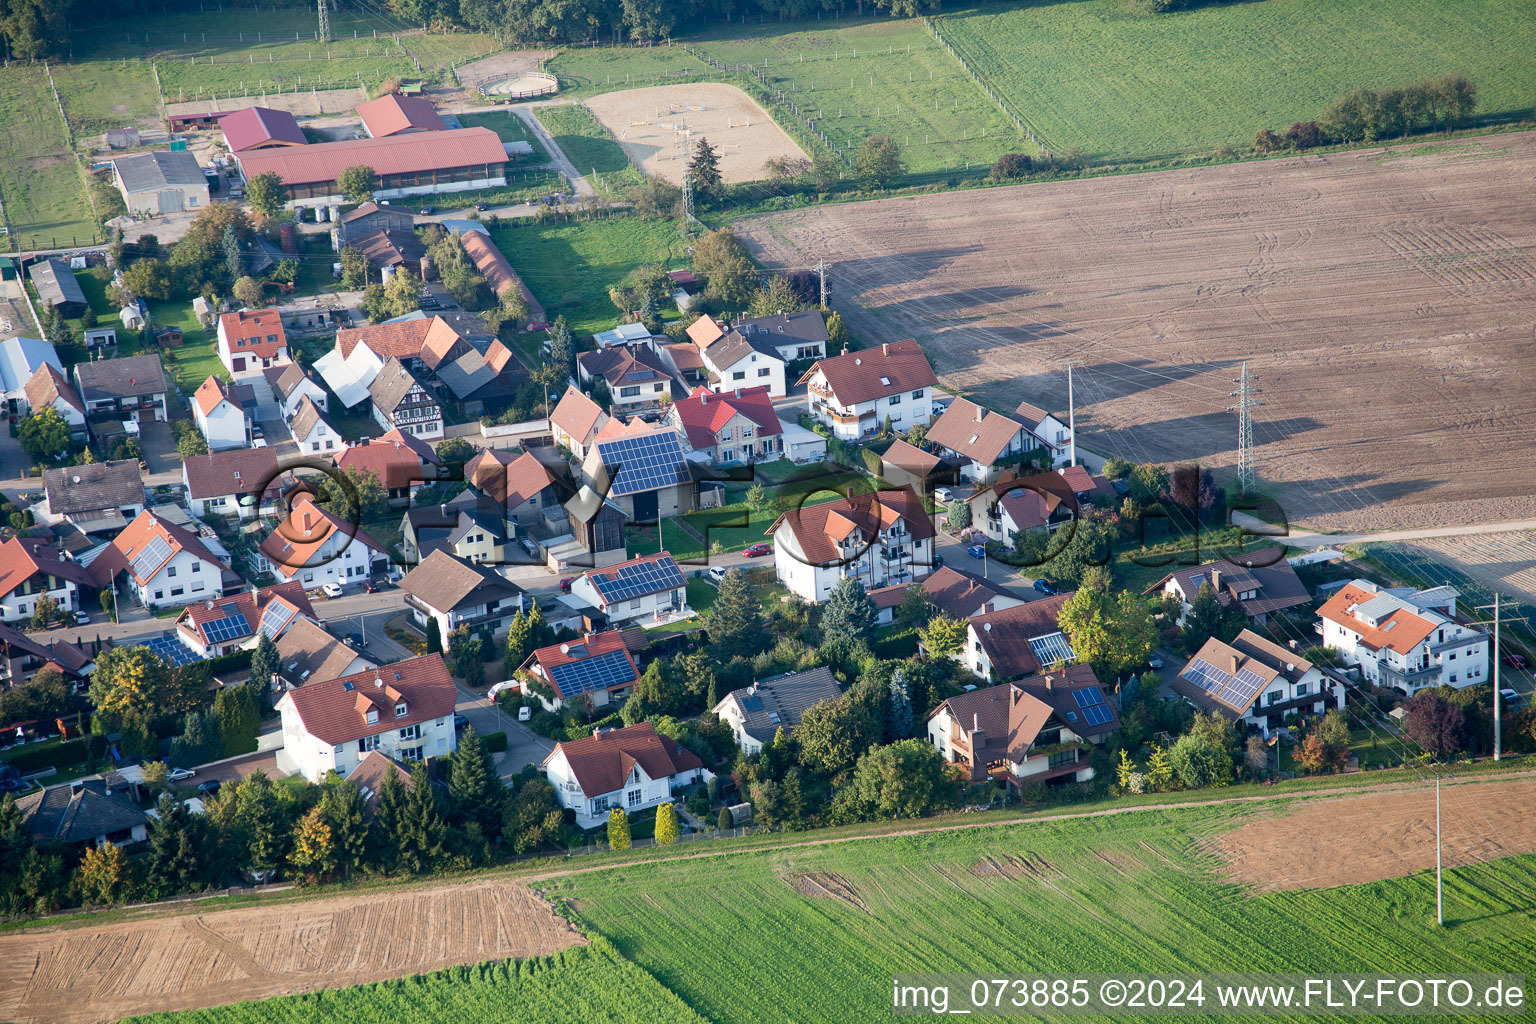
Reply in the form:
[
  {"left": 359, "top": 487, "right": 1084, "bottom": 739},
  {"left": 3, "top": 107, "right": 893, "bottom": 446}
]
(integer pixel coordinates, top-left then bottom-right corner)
[
  {"left": 2, "top": 737, "right": 88, "bottom": 775},
  {"left": 482, "top": 731, "right": 508, "bottom": 753},
  {"left": 206, "top": 648, "right": 255, "bottom": 675}
]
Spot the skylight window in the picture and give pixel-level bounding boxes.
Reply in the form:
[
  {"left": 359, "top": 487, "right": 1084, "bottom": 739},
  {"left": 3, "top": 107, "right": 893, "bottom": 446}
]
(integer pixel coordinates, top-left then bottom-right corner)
[{"left": 879, "top": 376, "right": 891, "bottom": 386}]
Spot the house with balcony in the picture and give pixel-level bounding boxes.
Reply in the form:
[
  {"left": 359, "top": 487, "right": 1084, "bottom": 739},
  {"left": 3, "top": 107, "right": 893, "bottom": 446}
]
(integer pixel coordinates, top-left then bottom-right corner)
[
  {"left": 191, "top": 374, "right": 256, "bottom": 451},
  {"left": 733, "top": 310, "right": 830, "bottom": 362},
  {"left": 569, "top": 552, "right": 688, "bottom": 627},
  {"left": 577, "top": 345, "right": 674, "bottom": 413},
  {"left": 275, "top": 653, "right": 458, "bottom": 783},
  {"left": 767, "top": 487, "right": 935, "bottom": 604},
  {"left": 519, "top": 628, "right": 644, "bottom": 711},
  {"left": 1175, "top": 630, "right": 1344, "bottom": 734},
  {"left": 257, "top": 492, "right": 390, "bottom": 587},
  {"left": 967, "top": 469, "right": 1094, "bottom": 546},
  {"left": 42, "top": 460, "right": 146, "bottom": 536},
  {"left": 713, "top": 667, "right": 842, "bottom": 756},
  {"left": 1318, "top": 580, "right": 1489, "bottom": 695},
  {"left": 181, "top": 447, "right": 282, "bottom": 520},
  {"left": 84, "top": 509, "right": 230, "bottom": 610},
  {"left": 965, "top": 592, "right": 1076, "bottom": 682},
  {"left": 72, "top": 354, "right": 167, "bottom": 439},
  {"left": 868, "top": 565, "right": 1025, "bottom": 627},
  {"left": 0, "top": 536, "right": 95, "bottom": 624},
  {"left": 665, "top": 385, "right": 782, "bottom": 465},
  {"left": 1144, "top": 549, "right": 1311, "bottom": 627},
  {"left": 1014, "top": 401, "right": 1074, "bottom": 468},
  {"left": 926, "top": 663, "right": 1116, "bottom": 789},
  {"left": 542, "top": 722, "right": 707, "bottom": 829},
  {"left": 400, "top": 548, "right": 526, "bottom": 653},
  {"left": 172, "top": 580, "right": 315, "bottom": 658},
  {"left": 926, "top": 399, "right": 1036, "bottom": 485},
  {"left": 368, "top": 357, "right": 443, "bottom": 440},
  {"left": 216, "top": 308, "right": 291, "bottom": 376},
  {"left": 797, "top": 339, "right": 936, "bottom": 441},
  {"left": 0, "top": 621, "right": 92, "bottom": 689}
]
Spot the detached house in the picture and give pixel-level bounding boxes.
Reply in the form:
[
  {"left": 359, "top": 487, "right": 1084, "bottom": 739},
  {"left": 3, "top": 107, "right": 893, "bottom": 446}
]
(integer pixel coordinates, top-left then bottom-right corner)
[
  {"left": 216, "top": 308, "right": 290, "bottom": 376},
  {"left": 402, "top": 491, "right": 510, "bottom": 566},
  {"left": 868, "top": 565, "right": 1024, "bottom": 626},
  {"left": 1318, "top": 580, "right": 1489, "bottom": 695},
  {"left": 289, "top": 396, "right": 342, "bottom": 455},
  {"left": 1145, "top": 549, "right": 1310, "bottom": 626},
  {"left": 1176, "top": 630, "right": 1344, "bottom": 734},
  {"left": 965, "top": 592, "right": 1076, "bottom": 682},
  {"left": 732, "top": 310, "right": 829, "bottom": 362},
  {"left": 569, "top": 552, "right": 688, "bottom": 627},
  {"left": 85, "top": 509, "right": 229, "bottom": 609},
  {"left": 713, "top": 666, "right": 842, "bottom": 755},
  {"left": 173, "top": 580, "right": 315, "bottom": 658},
  {"left": 43, "top": 460, "right": 146, "bottom": 534},
  {"left": 520, "top": 628, "right": 642, "bottom": 711},
  {"left": 926, "top": 663, "right": 1117, "bottom": 789},
  {"left": 576, "top": 345, "right": 674, "bottom": 413},
  {"left": 369, "top": 357, "right": 442, "bottom": 440},
  {"left": 1014, "top": 401, "right": 1073, "bottom": 468},
  {"left": 335, "top": 429, "right": 442, "bottom": 505},
  {"left": 0, "top": 536, "right": 96, "bottom": 623},
  {"left": 16, "top": 777, "right": 149, "bottom": 849},
  {"left": 768, "top": 487, "right": 936, "bottom": 604},
  {"left": 72, "top": 354, "right": 168, "bottom": 437},
  {"left": 582, "top": 423, "right": 695, "bottom": 522},
  {"left": 464, "top": 449, "right": 558, "bottom": 524},
  {"left": 926, "top": 398, "right": 1034, "bottom": 485},
  {"left": 798, "top": 339, "right": 936, "bottom": 441},
  {"left": 695, "top": 327, "right": 786, "bottom": 398},
  {"left": 264, "top": 363, "right": 328, "bottom": 419},
  {"left": 400, "top": 549, "right": 526, "bottom": 652},
  {"left": 968, "top": 468, "right": 1109, "bottom": 546},
  {"left": 550, "top": 385, "right": 609, "bottom": 458},
  {"left": 273, "top": 616, "right": 374, "bottom": 689},
  {"left": 23, "top": 365, "right": 87, "bottom": 439},
  {"left": 258, "top": 493, "right": 390, "bottom": 587},
  {"left": 275, "top": 653, "right": 458, "bottom": 782},
  {"left": 666, "top": 385, "right": 782, "bottom": 465},
  {"left": 181, "top": 447, "right": 281, "bottom": 519},
  {"left": 542, "top": 722, "right": 706, "bottom": 829},
  {"left": 192, "top": 375, "right": 256, "bottom": 450}
]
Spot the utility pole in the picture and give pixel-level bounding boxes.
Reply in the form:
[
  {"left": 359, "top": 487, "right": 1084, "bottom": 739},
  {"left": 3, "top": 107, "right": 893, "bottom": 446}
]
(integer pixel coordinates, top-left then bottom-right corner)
[
  {"left": 317, "top": 0, "right": 331, "bottom": 43},
  {"left": 1227, "top": 362, "right": 1263, "bottom": 494},
  {"left": 1472, "top": 594, "right": 1528, "bottom": 761},
  {"left": 817, "top": 258, "right": 828, "bottom": 307},
  {"left": 1436, "top": 774, "right": 1443, "bottom": 926},
  {"left": 1066, "top": 362, "right": 1077, "bottom": 467}
]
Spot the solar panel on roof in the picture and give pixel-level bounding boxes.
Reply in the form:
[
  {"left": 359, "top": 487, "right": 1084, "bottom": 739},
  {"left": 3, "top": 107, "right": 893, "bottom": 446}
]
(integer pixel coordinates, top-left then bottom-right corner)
[
  {"left": 259, "top": 601, "right": 299, "bottom": 639},
  {"left": 592, "top": 556, "right": 685, "bottom": 603},
  {"left": 740, "top": 695, "right": 763, "bottom": 713},
  {"left": 201, "top": 612, "right": 252, "bottom": 644},
  {"left": 143, "top": 634, "right": 199, "bottom": 667},
  {"left": 1082, "top": 704, "right": 1115, "bottom": 727},
  {"left": 597, "top": 432, "right": 687, "bottom": 496},
  {"left": 1072, "top": 685, "right": 1107, "bottom": 709},
  {"left": 131, "top": 536, "right": 174, "bottom": 580},
  {"left": 1027, "top": 631, "right": 1075, "bottom": 667},
  {"left": 1216, "top": 667, "right": 1267, "bottom": 709},
  {"left": 1184, "top": 658, "right": 1230, "bottom": 692},
  {"left": 547, "top": 649, "right": 636, "bottom": 697}
]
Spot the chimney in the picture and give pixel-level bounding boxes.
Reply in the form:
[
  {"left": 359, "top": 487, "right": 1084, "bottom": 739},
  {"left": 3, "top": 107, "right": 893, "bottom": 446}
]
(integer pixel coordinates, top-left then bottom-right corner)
[
  {"left": 1211, "top": 567, "right": 1222, "bottom": 592},
  {"left": 970, "top": 712, "right": 985, "bottom": 750},
  {"left": 302, "top": 510, "right": 313, "bottom": 531},
  {"left": 975, "top": 405, "right": 985, "bottom": 422},
  {"left": 1229, "top": 653, "right": 1240, "bottom": 675},
  {"left": 882, "top": 343, "right": 890, "bottom": 356}
]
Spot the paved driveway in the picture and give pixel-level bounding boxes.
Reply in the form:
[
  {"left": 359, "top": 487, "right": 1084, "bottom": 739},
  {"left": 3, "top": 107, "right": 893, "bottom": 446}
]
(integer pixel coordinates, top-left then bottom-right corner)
[
  {"left": 452, "top": 678, "right": 554, "bottom": 778},
  {"left": 139, "top": 420, "right": 179, "bottom": 475}
]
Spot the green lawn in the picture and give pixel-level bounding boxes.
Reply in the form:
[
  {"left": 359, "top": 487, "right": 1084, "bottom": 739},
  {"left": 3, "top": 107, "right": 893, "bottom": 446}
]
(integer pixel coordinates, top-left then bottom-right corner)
[
  {"left": 549, "top": 805, "right": 1536, "bottom": 1024},
  {"left": 0, "top": 64, "right": 98, "bottom": 246},
  {"left": 546, "top": 45, "right": 710, "bottom": 102},
  {"left": 145, "top": 298, "right": 225, "bottom": 396},
  {"left": 487, "top": 215, "right": 690, "bottom": 336},
  {"left": 52, "top": 61, "right": 161, "bottom": 137},
  {"left": 940, "top": 0, "right": 1536, "bottom": 164},
  {"left": 458, "top": 110, "right": 550, "bottom": 164},
  {"left": 534, "top": 103, "right": 646, "bottom": 199}
]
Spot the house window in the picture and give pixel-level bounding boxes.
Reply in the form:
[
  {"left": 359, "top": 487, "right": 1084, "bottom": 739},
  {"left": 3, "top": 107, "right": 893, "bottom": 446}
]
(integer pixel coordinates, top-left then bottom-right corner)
[
  {"left": 360, "top": 734, "right": 380, "bottom": 752},
  {"left": 167, "top": 566, "right": 176, "bottom": 577},
  {"left": 888, "top": 395, "right": 900, "bottom": 406},
  {"left": 1295, "top": 683, "right": 1309, "bottom": 697},
  {"left": 627, "top": 788, "right": 642, "bottom": 808},
  {"left": 366, "top": 709, "right": 379, "bottom": 724},
  {"left": 400, "top": 745, "right": 423, "bottom": 761},
  {"left": 395, "top": 702, "right": 408, "bottom": 718},
  {"left": 154, "top": 590, "right": 164, "bottom": 599},
  {"left": 757, "top": 367, "right": 770, "bottom": 377},
  {"left": 170, "top": 587, "right": 184, "bottom": 597},
  {"left": 620, "top": 386, "right": 640, "bottom": 398},
  {"left": 399, "top": 723, "right": 421, "bottom": 740},
  {"left": 911, "top": 389, "right": 925, "bottom": 400},
  {"left": 733, "top": 371, "right": 746, "bottom": 381}
]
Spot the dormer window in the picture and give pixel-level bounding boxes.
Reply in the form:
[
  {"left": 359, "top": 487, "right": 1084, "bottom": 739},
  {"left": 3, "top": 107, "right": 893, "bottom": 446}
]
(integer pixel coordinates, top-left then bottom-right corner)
[
  {"left": 366, "top": 709, "right": 379, "bottom": 724},
  {"left": 395, "top": 702, "right": 408, "bottom": 718}
]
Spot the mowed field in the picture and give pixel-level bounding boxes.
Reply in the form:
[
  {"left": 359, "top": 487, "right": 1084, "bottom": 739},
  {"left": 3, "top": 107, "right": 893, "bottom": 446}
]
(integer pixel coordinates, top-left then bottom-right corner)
[
  {"left": 941, "top": 0, "right": 1536, "bottom": 163},
  {"left": 738, "top": 132, "right": 1536, "bottom": 531},
  {"left": 0, "top": 64, "right": 97, "bottom": 246},
  {"left": 0, "top": 880, "right": 583, "bottom": 1024}
]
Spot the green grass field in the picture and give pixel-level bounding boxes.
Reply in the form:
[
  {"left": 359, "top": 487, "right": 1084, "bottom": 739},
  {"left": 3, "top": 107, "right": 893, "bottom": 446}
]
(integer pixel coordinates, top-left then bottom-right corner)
[
  {"left": 940, "top": 0, "right": 1536, "bottom": 163},
  {"left": 487, "top": 215, "right": 689, "bottom": 335},
  {"left": 0, "top": 65, "right": 98, "bottom": 246},
  {"left": 458, "top": 110, "right": 550, "bottom": 163},
  {"left": 534, "top": 103, "right": 647, "bottom": 199},
  {"left": 550, "top": 807, "right": 1536, "bottom": 1024},
  {"left": 546, "top": 45, "right": 710, "bottom": 102},
  {"left": 52, "top": 61, "right": 161, "bottom": 136}
]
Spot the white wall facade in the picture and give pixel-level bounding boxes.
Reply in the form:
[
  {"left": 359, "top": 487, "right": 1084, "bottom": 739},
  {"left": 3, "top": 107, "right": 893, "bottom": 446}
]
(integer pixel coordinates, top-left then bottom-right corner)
[
  {"left": 803, "top": 371, "right": 930, "bottom": 441},
  {"left": 705, "top": 350, "right": 786, "bottom": 399},
  {"left": 137, "top": 548, "right": 219, "bottom": 608},
  {"left": 194, "top": 399, "right": 249, "bottom": 451},
  {"left": 1322, "top": 616, "right": 1489, "bottom": 696},
  {"left": 544, "top": 745, "right": 705, "bottom": 829},
  {"left": 771, "top": 520, "right": 934, "bottom": 605},
  {"left": 266, "top": 531, "right": 382, "bottom": 586},
  {"left": 276, "top": 703, "right": 457, "bottom": 783},
  {"left": 0, "top": 577, "right": 78, "bottom": 623},
  {"left": 569, "top": 576, "right": 684, "bottom": 625},
  {"left": 295, "top": 416, "right": 343, "bottom": 455}
]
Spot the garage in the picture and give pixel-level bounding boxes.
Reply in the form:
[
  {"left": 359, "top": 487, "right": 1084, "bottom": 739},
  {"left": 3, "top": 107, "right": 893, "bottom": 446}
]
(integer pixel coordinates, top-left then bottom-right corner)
[
  {"left": 112, "top": 150, "right": 210, "bottom": 218},
  {"left": 157, "top": 190, "right": 184, "bottom": 214}
]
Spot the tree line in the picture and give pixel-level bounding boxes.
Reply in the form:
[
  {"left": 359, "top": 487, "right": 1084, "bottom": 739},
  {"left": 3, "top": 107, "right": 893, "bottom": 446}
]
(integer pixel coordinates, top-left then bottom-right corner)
[{"left": 1254, "top": 74, "right": 1477, "bottom": 153}]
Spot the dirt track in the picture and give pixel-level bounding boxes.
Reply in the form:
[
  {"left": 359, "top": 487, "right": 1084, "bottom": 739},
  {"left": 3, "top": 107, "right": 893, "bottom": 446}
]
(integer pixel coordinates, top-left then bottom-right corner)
[
  {"left": 0, "top": 880, "right": 583, "bottom": 1024},
  {"left": 1216, "top": 777, "right": 1536, "bottom": 891},
  {"left": 738, "top": 133, "right": 1536, "bottom": 532}
]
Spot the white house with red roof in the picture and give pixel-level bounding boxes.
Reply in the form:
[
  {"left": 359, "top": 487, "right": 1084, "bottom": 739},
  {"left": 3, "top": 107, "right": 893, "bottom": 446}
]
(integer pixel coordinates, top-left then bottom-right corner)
[
  {"left": 85, "top": 510, "right": 230, "bottom": 609},
  {"left": 181, "top": 448, "right": 282, "bottom": 520},
  {"left": 520, "top": 629, "right": 641, "bottom": 711},
  {"left": 1013, "top": 400, "right": 1074, "bottom": 468},
  {"left": 216, "top": 308, "right": 290, "bottom": 376},
  {"left": 257, "top": 492, "right": 390, "bottom": 587},
  {"left": 275, "top": 653, "right": 458, "bottom": 782},
  {"left": 0, "top": 536, "right": 96, "bottom": 623},
  {"left": 334, "top": 429, "right": 442, "bottom": 505},
  {"left": 173, "top": 580, "right": 316, "bottom": 658},
  {"left": 569, "top": 552, "right": 689, "bottom": 627},
  {"left": 549, "top": 385, "right": 609, "bottom": 458},
  {"left": 1318, "top": 580, "right": 1488, "bottom": 695},
  {"left": 768, "top": 487, "right": 935, "bottom": 604},
  {"left": 541, "top": 722, "right": 707, "bottom": 829},
  {"left": 664, "top": 385, "right": 782, "bottom": 465},
  {"left": 797, "top": 339, "right": 936, "bottom": 441},
  {"left": 191, "top": 375, "right": 255, "bottom": 450}
]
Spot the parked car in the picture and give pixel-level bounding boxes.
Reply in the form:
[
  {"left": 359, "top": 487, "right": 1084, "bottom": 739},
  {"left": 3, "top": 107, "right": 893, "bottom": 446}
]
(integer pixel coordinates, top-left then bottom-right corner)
[
  {"left": 196, "top": 780, "right": 222, "bottom": 796},
  {"left": 345, "top": 631, "right": 365, "bottom": 648},
  {"left": 518, "top": 706, "right": 532, "bottom": 722},
  {"left": 252, "top": 438, "right": 268, "bottom": 448},
  {"left": 708, "top": 566, "right": 729, "bottom": 583},
  {"left": 1032, "top": 578, "right": 1056, "bottom": 595},
  {"left": 420, "top": 206, "right": 434, "bottom": 216},
  {"left": 368, "top": 576, "right": 396, "bottom": 591},
  {"left": 1148, "top": 655, "right": 1164, "bottom": 670},
  {"left": 1500, "top": 688, "right": 1526, "bottom": 710},
  {"left": 744, "top": 543, "right": 773, "bottom": 558},
  {"left": 1502, "top": 652, "right": 1529, "bottom": 670},
  {"left": 73, "top": 610, "right": 90, "bottom": 625},
  {"left": 933, "top": 486, "right": 953, "bottom": 504},
  {"left": 558, "top": 577, "right": 574, "bottom": 593},
  {"left": 167, "top": 767, "right": 195, "bottom": 782},
  {"left": 321, "top": 582, "right": 344, "bottom": 598},
  {"left": 453, "top": 713, "right": 468, "bottom": 729},
  {"left": 474, "top": 201, "right": 488, "bottom": 211},
  {"left": 418, "top": 293, "right": 440, "bottom": 309},
  {"left": 966, "top": 544, "right": 986, "bottom": 559}
]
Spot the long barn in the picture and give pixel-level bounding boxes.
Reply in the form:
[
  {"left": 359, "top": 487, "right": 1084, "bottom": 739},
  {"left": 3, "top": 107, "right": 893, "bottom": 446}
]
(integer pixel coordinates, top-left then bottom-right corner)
[{"left": 234, "top": 128, "right": 508, "bottom": 207}]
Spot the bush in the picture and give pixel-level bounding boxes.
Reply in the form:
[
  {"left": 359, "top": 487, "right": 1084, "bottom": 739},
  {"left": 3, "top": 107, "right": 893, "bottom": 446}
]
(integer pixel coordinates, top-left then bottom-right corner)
[
  {"left": 2, "top": 737, "right": 88, "bottom": 774},
  {"left": 990, "top": 152, "right": 1033, "bottom": 180},
  {"left": 481, "top": 730, "right": 508, "bottom": 753}
]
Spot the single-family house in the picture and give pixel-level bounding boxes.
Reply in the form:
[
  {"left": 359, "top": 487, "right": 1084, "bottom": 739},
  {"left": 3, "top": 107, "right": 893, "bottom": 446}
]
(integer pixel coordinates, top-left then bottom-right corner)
[
  {"left": 181, "top": 447, "right": 282, "bottom": 520},
  {"left": 16, "top": 777, "right": 150, "bottom": 849},
  {"left": 926, "top": 663, "right": 1117, "bottom": 789},
  {"left": 191, "top": 374, "right": 256, "bottom": 450},
  {"left": 0, "top": 336, "right": 64, "bottom": 417},
  {"left": 112, "top": 150, "right": 208, "bottom": 216},
  {"left": 576, "top": 345, "right": 674, "bottom": 412},
  {"left": 1318, "top": 580, "right": 1489, "bottom": 695},
  {"left": 0, "top": 620, "right": 93, "bottom": 689},
  {"left": 22, "top": 365, "right": 86, "bottom": 439},
  {"left": 768, "top": 487, "right": 936, "bottom": 604},
  {"left": 967, "top": 469, "right": 1096, "bottom": 545},
  {"left": 85, "top": 509, "right": 230, "bottom": 609},
  {"left": 550, "top": 385, "right": 609, "bottom": 458},
  {"left": 216, "top": 308, "right": 290, "bottom": 376},
  {"left": 264, "top": 363, "right": 328, "bottom": 419},
  {"left": 519, "top": 628, "right": 643, "bottom": 711},
  {"left": 72, "top": 354, "right": 168, "bottom": 433},
  {"left": 581, "top": 422, "right": 695, "bottom": 522},
  {"left": 712, "top": 667, "right": 842, "bottom": 755},
  {"left": 926, "top": 398, "right": 1034, "bottom": 484},
  {"left": 542, "top": 722, "right": 706, "bottom": 829},
  {"left": 257, "top": 492, "right": 390, "bottom": 587},
  {"left": 879, "top": 439, "right": 943, "bottom": 495},
  {"left": 27, "top": 259, "right": 87, "bottom": 319},
  {"left": 399, "top": 549, "right": 526, "bottom": 651},
  {"left": 593, "top": 322, "right": 656, "bottom": 349},
  {"left": 965, "top": 591, "right": 1078, "bottom": 682},
  {"left": 369, "top": 357, "right": 443, "bottom": 440},
  {"left": 275, "top": 653, "right": 458, "bottom": 782},
  {"left": 1145, "top": 549, "right": 1311, "bottom": 626},
  {"left": 289, "top": 396, "right": 342, "bottom": 455},
  {"left": 172, "top": 580, "right": 315, "bottom": 658},
  {"left": 798, "top": 339, "right": 936, "bottom": 441},
  {"left": 401, "top": 490, "right": 511, "bottom": 566},
  {"left": 569, "top": 552, "right": 688, "bottom": 626},
  {"left": 273, "top": 616, "right": 374, "bottom": 689},
  {"left": 43, "top": 460, "right": 146, "bottom": 534},
  {"left": 732, "top": 310, "right": 829, "bottom": 362},
  {"left": 464, "top": 448, "right": 557, "bottom": 524},
  {"left": 1014, "top": 401, "right": 1074, "bottom": 468},
  {"left": 696, "top": 327, "right": 787, "bottom": 398},
  {"left": 335, "top": 429, "right": 443, "bottom": 505},
  {"left": 1176, "top": 630, "right": 1344, "bottom": 733},
  {"left": 0, "top": 535, "right": 96, "bottom": 623},
  {"left": 868, "top": 565, "right": 1025, "bottom": 626},
  {"left": 665, "top": 385, "right": 782, "bottom": 465}
]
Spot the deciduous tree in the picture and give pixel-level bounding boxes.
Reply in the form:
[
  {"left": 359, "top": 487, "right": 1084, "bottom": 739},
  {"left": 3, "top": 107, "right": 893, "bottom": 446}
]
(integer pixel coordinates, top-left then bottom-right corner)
[
  {"left": 1403, "top": 690, "right": 1465, "bottom": 758},
  {"left": 245, "top": 172, "right": 286, "bottom": 218},
  {"left": 88, "top": 646, "right": 171, "bottom": 721},
  {"left": 288, "top": 805, "right": 336, "bottom": 882},
  {"left": 916, "top": 613, "right": 966, "bottom": 661},
  {"left": 75, "top": 841, "right": 130, "bottom": 905},
  {"left": 338, "top": 164, "right": 376, "bottom": 203},
  {"left": 854, "top": 135, "right": 904, "bottom": 188},
  {"left": 17, "top": 407, "right": 70, "bottom": 462}
]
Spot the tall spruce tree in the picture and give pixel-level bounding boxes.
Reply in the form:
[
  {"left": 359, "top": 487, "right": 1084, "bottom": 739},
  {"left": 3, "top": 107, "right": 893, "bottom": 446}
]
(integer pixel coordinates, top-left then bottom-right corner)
[
  {"left": 321, "top": 781, "right": 369, "bottom": 880},
  {"left": 820, "top": 577, "right": 876, "bottom": 640},
  {"left": 707, "top": 569, "right": 761, "bottom": 657},
  {"left": 396, "top": 764, "right": 446, "bottom": 873},
  {"left": 369, "top": 770, "right": 407, "bottom": 873},
  {"left": 144, "top": 793, "right": 204, "bottom": 898},
  {"left": 249, "top": 633, "right": 280, "bottom": 709},
  {"left": 448, "top": 727, "right": 503, "bottom": 839}
]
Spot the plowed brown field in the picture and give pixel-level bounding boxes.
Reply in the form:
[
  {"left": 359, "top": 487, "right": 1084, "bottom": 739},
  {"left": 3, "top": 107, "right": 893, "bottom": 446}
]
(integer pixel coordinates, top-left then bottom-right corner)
[
  {"left": 738, "top": 133, "right": 1536, "bottom": 531},
  {"left": 0, "top": 880, "right": 583, "bottom": 1024}
]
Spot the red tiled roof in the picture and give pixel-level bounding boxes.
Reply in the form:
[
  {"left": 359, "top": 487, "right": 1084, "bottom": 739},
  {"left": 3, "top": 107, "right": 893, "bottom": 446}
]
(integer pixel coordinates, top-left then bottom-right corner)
[
  {"left": 335, "top": 435, "right": 436, "bottom": 491},
  {"left": 193, "top": 374, "right": 236, "bottom": 417},
  {"left": 550, "top": 385, "right": 605, "bottom": 444},
  {"left": 181, "top": 447, "right": 281, "bottom": 500},
  {"left": 1318, "top": 583, "right": 1437, "bottom": 655},
  {"left": 356, "top": 93, "right": 446, "bottom": 137},
  {"left": 669, "top": 385, "right": 781, "bottom": 448},
  {"left": 24, "top": 364, "right": 83, "bottom": 417},
  {"left": 685, "top": 315, "right": 726, "bottom": 348},
  {"left": 258, "top": 492, "right": 386, "bottom": 571},
  {"left": 882, "top": 438, "right": 941, "bottom": 476},
  {"left": 544, "top": 722, "right": 702, "bottom": 797},
  {"left": 577, "top": 344, "right": 670, "bottom": 388},
  {"left": 235, "top": 127, "right": 506, "bottom": 187},
  {"left": 175, "top": 581, "right": 314, "bottom": 646},
  {"left": 0, "top": 536, "right": 95, "bottom": 601},
  {"left": 335, "top": 316, "right": 466, "bottom": 365},
  {"left": 484, "top": 339, "right": 516, "bottom": 374},
  {"left": 927, "top": 398, "right": 1024, "bottom": 465},
  {"left": 218, "top": 308, "right": 287, "bottom": 359},
  {"left": 796, "top": 339, "right": 935, "bottom": 406},
  {"left": 767, "top": 487, "right": 934, "bottom": 566},
  {"left": 278, "top": 654, "right": 456, "bottom": 745},
  {"left": 459, "top": 229, "right": 535, "bottom": 312},
  {"left": 465, "top": 449, "right": 551, "bottom": 509},
  {"left": 530, "top": 629, "right": 639, "bottom": 700},
  {"left": 219, "top": 106, "right": 307, "bottom": 152},
  {"left": 90, "top": 510, "right": 228, "bottom": 587}
]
